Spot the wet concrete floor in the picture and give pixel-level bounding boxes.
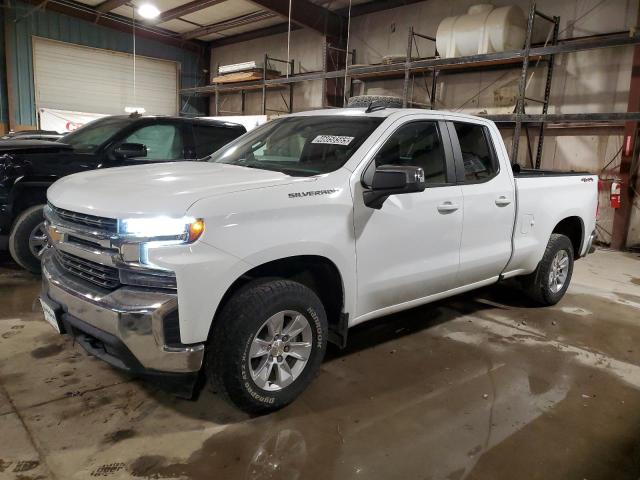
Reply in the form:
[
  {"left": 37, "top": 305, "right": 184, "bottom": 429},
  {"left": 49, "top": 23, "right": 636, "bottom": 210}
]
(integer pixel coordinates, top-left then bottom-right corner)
[{"left": 1, "top": 249, "right": 640, "bottom": 479}]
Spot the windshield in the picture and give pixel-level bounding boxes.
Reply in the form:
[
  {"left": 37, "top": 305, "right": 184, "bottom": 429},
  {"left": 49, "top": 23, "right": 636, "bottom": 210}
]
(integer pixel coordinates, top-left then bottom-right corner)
[
  {"left": 60, "top": 117, "right": 130, "bottom": 153},
  {"left": 207, "top": 116, "right": 384, "bottom": 176}
]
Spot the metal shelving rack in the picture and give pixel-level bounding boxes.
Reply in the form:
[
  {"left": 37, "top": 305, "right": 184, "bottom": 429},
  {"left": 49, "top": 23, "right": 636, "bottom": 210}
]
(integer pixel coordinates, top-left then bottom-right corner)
[
  {"left": 181, "top": 1, "right": 640, "bottom": 168},
  {"left": 210, "top": 53, "right": 294, "bottom": 116},
  {"left": 381, "top": 4, "right": 560, "bottom": 166},
  {"left": 323, "top": 39, "right": 356, "bottom": 107}
]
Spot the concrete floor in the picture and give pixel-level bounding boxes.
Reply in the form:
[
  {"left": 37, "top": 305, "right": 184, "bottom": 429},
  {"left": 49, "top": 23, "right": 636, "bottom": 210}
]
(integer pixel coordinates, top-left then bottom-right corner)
[{"left": 1, "top": 250, "right": 640, "bottom": 480}]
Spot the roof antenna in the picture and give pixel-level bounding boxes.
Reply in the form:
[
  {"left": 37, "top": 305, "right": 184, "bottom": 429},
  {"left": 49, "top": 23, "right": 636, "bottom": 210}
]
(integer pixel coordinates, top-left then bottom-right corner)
[{"left": 365, "top": 101, "right": 386, "bottom": 113}]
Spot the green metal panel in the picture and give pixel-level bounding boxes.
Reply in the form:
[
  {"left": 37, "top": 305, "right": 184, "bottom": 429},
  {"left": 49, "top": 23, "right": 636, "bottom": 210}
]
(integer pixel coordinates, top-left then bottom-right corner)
[
  {"left": 0, "top": 8, "right": 7, "bottom": 127},
  {"left": 6, "top": 1, "right": 206, "bottom": 128}
]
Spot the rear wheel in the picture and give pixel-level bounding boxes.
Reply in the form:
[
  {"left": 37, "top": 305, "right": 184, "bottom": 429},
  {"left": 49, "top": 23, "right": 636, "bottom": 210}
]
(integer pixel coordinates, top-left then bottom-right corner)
[
  {"left": 206, "top": 279, "right": 328, "bottom": 414},
  {"left": 521, "top": 233, "right": 574, "bottom": 306},
  {"left": 9, "top": 205, "right": 47, "bottom": 273}
]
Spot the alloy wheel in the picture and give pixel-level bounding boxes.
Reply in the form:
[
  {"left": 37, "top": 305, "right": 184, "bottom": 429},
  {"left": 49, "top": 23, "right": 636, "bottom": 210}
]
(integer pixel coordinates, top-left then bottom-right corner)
[
  {"left": 28, "top": 222, "right": 48, "bottom": 258},
  {"left": 248, "top": 310, "right": 313, "bottom": 391},
  {"left": 548, "top": 249, "right": 569, "bottom": 294}
]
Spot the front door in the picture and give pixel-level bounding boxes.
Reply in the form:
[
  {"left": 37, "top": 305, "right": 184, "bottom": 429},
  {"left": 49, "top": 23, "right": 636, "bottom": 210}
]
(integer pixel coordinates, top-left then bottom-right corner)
[{"left": 353, "top": 119, "right": 463, "bottom": 319}]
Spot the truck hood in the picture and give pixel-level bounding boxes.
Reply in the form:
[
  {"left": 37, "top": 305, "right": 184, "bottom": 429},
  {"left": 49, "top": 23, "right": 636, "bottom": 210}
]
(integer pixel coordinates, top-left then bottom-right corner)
[
  {"left": 47, "top": 161, "right": 299, "bottom": 218},
  {"left": 0, "top": 139, "right": 72, "bottom": 153}
]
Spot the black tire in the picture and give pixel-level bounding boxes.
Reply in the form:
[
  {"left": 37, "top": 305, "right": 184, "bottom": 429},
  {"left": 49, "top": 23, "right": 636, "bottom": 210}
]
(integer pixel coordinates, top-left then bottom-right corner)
[
  {"left": 521, "top": 233, "right": 574, "bottom": 306},
  {"left": 347, "top": 95, "right": 403, "bottom": 108},
  {"left": 206, "top": 279, "right": 328, "bottom": 414},
  {"left": 9, "top": 205, "right": 47, "bottom": 274}
]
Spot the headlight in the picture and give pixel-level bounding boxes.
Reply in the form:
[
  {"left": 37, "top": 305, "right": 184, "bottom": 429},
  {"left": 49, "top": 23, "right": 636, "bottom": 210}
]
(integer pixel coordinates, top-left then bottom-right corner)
[{"left": 118, "top": 216, "right": 205, "bottom": 243}]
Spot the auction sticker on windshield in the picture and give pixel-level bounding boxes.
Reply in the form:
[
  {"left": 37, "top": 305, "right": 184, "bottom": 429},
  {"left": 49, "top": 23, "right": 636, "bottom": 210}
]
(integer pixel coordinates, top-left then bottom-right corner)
[{"left": 312, "top": 135, "right": 354, "bottom": 146}]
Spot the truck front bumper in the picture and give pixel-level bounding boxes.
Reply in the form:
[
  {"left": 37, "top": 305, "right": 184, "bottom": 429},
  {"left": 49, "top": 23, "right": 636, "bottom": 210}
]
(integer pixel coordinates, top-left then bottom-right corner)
[{"left": 40, "top": 248, "right": 204, "bottom": 397}]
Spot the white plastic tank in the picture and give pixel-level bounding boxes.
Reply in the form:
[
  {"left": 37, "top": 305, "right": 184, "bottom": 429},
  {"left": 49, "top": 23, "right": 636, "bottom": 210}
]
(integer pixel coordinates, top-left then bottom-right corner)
[{"left": 436, "top": 4, "right": 526, "bottom": 58}]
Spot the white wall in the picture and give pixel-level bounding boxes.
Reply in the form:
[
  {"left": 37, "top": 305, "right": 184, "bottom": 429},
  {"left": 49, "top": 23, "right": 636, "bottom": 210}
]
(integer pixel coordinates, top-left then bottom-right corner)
[
  {"left": 211, "top": 0, "right": 639, "bottom": 246},
  {"left": 211, "top": 28, "right": 325, "bottom": 115}
]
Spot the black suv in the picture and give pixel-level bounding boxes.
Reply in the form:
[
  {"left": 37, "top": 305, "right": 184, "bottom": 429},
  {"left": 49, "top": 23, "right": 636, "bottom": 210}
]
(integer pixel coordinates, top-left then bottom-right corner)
[{"left": 0, "top": 115, "right": 246, "bottom": 272}]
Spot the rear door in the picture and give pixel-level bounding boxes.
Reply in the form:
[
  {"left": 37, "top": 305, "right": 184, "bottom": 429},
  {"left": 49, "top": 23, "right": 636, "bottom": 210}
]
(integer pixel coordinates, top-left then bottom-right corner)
[
  {"left": 448, "top": 121, "right": 515, "bottom": 286},
  {"left": 353, "top": 118, "right": 463, "bottom": 317}
]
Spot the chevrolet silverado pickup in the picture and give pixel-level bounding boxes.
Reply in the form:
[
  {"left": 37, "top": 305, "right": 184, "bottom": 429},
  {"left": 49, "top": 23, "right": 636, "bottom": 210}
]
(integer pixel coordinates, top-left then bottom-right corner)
[
  {"left": 39, "top": 108, "right": 597, "bottom": 413},
  {"left": 0, "top": 115, "right": 245, "bottom": 273}
]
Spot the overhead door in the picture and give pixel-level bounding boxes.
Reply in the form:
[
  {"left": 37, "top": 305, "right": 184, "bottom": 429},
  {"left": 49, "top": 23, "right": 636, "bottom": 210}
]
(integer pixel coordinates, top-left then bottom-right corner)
[{"left": 32, "top": 37, "right": 178, "bottom": 117}]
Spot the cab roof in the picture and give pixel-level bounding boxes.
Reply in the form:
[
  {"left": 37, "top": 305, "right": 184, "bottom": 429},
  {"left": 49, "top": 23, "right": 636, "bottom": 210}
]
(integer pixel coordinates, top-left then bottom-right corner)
[
  {"left": 104, "top": 115, "right": 245, "bottom": 129},
  {"left": 288, "top": 108, "right": 489, "bottom": 124}
]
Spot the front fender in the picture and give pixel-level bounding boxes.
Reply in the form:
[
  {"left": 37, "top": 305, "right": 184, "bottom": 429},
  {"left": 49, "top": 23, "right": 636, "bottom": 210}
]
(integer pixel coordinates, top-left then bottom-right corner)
[
  {"left": 186, "top": 172, "right": 357, "bottom": 334},
  {"left": 146, "top": 240, "right": 253, "bottom": 344}
]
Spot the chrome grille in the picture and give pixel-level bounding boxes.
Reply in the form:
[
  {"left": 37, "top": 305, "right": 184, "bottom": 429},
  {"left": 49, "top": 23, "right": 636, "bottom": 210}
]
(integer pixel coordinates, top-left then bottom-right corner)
[
  {"left": 54, "top": 250, "right": 121, "bottom": 290},
  {"left": 49, "top": 203, "right": 118, "bottom": 234}
]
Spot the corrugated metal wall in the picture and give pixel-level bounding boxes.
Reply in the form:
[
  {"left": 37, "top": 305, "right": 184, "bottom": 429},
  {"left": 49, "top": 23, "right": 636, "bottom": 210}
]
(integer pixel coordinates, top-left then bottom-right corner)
[
  {"left": 0, "top": 8, "right": 8, "bottom": 129},
  {"left": 4, "top": 1, "right": 207, "bottom": 129}
]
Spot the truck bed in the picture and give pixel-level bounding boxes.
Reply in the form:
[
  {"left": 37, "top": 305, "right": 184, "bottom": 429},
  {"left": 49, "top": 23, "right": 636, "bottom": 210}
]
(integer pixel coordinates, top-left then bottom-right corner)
[{"left": 504, "top": 171, "right": 598, "bottom": 277}]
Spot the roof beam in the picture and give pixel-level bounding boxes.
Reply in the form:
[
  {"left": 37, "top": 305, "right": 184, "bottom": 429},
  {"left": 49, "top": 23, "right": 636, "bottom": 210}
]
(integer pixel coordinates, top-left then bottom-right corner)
[
  {"left": 21, "top": 0, "right": 206, "bottom": 53},
  {"left": 182, "top": 10, "right": 277, "bottom": 40},
  {"left": 156, "top": 0, "right": 228, "bottom": 23},
  {"left": 96, "top": 0, "right": 129, "bottom": 13},
  {"left": 211, "top": 22, "right": 300, "bottom": 47},
  {"left": 246, "top": 0, "right": 345, "bottom": 38},
  {"left": 208, "top": 0, "right": 429, "bottom": 47},
  {"left": 337, "top": 0, "right": 429, "bottom": 17}
]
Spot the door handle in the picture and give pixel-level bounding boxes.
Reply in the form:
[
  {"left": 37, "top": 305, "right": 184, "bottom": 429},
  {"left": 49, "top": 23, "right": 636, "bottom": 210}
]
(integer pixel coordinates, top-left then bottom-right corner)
[
  {"left": 437, "top": 201, "right": 459, "bottom": 213},
  {"left": 495, "top": 196, "right": 512, "bottom": 207}
]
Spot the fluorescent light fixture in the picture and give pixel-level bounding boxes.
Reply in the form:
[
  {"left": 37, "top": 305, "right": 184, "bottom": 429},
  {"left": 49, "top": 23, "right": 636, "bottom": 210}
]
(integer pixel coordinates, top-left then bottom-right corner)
[
  {"left": 219, "top": 61, "right": 259, "bottom": 74},
  {"left": 125, "top": 106, "right": 146, "bottom": 114},
  {"left": 138, "top": 3, "right": 160, "bottom": 19}
]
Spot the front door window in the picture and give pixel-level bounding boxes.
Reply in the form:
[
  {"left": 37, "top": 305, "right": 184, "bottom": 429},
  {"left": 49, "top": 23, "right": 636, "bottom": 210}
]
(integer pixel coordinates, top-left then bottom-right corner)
[{"left": 123, "top": 124, "right": 184, "bottom": 160}]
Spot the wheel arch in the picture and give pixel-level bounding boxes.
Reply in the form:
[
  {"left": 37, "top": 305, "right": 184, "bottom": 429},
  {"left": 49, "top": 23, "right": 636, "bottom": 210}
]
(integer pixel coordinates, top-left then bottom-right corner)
[
  {"left": 210, "top": 255, "right": 347, "bottom": 347},
  {"left": 8, "top": 180, "right": 52, "bottom": 225},
  {"left": 551, "top": 216, "right": 584, "bottom": 258}
]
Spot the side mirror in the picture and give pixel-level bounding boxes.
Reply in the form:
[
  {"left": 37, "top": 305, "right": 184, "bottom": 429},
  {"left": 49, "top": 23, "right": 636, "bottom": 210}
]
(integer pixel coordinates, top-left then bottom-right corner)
[
  {"left": 363, "top": 164, "right": 426, "bottom": 209},
  {"left": 113, "top": 142, "right": 147, "bottom": 159}
]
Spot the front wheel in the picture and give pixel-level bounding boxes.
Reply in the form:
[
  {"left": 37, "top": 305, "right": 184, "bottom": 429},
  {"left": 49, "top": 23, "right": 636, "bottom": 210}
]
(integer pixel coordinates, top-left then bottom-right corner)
[
  {"left": 521, "top": 233, "right": 574, "bottom": 306},
  {"left": 9, "top": 205, "right": 47, "bottom": 273},
  {"left": 206, "top": 279, "right": 328, "bottom": 414}
]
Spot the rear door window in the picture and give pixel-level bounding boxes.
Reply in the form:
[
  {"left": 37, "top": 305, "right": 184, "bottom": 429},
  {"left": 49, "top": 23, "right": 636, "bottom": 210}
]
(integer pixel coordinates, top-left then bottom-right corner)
[
  {"left": 452, "top": 122, "right": 498, "bottom": 182},
  {"left": 194, "top": 125, "right": 244, "bottom": 158}
]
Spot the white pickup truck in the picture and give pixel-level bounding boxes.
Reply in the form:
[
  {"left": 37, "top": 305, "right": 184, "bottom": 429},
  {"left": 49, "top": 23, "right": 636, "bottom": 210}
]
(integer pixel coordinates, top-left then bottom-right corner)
[{"left": 40, "top": 107, "right": 597, "bottom": 413}]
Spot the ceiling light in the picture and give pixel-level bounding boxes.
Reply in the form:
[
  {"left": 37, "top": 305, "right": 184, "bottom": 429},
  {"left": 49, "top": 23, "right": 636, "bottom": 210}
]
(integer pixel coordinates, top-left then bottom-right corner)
[{"left": 138, "top": 3, "right": 160, "bottom": 19}]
